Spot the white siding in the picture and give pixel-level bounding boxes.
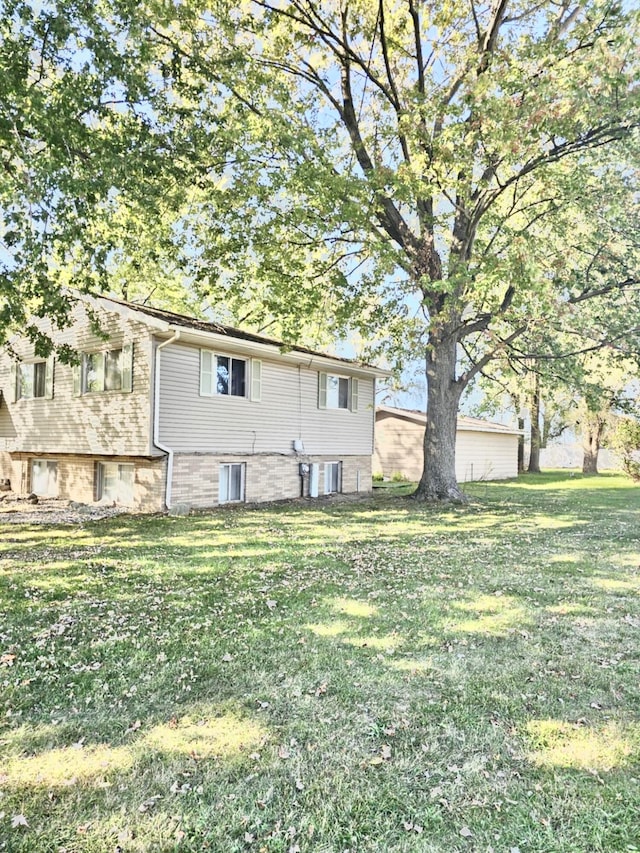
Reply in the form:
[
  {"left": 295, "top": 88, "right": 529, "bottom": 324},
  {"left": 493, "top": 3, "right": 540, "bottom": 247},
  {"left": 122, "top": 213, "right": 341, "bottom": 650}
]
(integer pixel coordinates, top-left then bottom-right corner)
[
  {"left": 158, "top": 343, "right": 375, "bottom": 456},
  {"left": 0, "top": 303, "right": 154, "bottom": 457},
  {"left": 455, "top": 430, "right": 519, "bottom": 482},
  {"left": 373, "top": 412, "right": 519, "bottom": 482}
]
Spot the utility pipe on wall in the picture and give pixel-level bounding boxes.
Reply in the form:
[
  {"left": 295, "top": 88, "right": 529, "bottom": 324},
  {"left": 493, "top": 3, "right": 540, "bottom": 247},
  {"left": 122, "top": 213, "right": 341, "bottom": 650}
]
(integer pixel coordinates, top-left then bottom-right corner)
[{"left": 153, "top": 331, "right": 181, "bottom": 510}]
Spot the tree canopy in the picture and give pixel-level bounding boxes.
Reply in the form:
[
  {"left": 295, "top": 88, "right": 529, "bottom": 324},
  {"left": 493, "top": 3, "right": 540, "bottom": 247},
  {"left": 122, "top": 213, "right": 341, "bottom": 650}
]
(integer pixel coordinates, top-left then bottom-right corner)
[{"left": 1, "top": 0, "right": 639, "bottom": 497}]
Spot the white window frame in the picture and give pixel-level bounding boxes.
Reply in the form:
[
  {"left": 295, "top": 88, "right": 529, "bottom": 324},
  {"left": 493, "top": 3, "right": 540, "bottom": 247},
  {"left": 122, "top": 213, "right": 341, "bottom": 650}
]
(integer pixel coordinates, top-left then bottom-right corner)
[
  {"left": 318, "top": 373, "right": 359, "bottom": 411},
  {"left": 95, "top": 462, "right": 134, "bottom": 505},
  {"left": 200, "top": 351, "right": 262, "bottom": 401},
  {"left": 219, "top": 462, "right": 246, "bottom": 504},
  {"left": 76, "top": 344, "right": 133, "bottom": 395},
  {"left": 31, "top": 459, "right": 58, "bottom": 497},
  {"left": 13, "top": 358, "right": 54, "bottom": 401},
  {"left": 324, "top": 461, "right": 342, "bottom": 495}
]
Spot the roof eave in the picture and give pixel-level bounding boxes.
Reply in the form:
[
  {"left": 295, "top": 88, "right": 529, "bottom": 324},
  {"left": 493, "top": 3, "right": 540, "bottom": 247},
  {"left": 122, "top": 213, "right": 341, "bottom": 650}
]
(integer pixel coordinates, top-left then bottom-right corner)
[{"left": 156, "top": 327, "right": 391, "bottom": 378}]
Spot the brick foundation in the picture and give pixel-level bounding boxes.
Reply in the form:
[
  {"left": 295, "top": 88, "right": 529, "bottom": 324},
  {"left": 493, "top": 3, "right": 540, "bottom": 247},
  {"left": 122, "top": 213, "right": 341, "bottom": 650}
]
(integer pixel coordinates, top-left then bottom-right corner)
[
  {"left": 171, "top": 453, "right": 372, "bottom": 508},
  {"left": 0, "top": 451, "right": 372, "bottom": 513},
  {"left": 1, "top": 453, "right": 166, "bottom": 513}
]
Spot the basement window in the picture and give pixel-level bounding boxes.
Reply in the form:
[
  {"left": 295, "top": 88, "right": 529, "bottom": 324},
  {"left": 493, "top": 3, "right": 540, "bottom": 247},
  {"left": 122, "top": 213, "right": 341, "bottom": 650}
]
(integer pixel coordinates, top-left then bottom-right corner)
[
  {"left": 31, "top": 460, "right": 58, "bottom": 496},
  {"left": 219, "top": 463, "right": 245, "bottom": 504},
  {"left": 95, "top": 462, "right": 134, "bottom": 505},
  {"left": 325, "top": 461, "right": 342, "bottom": 495}
]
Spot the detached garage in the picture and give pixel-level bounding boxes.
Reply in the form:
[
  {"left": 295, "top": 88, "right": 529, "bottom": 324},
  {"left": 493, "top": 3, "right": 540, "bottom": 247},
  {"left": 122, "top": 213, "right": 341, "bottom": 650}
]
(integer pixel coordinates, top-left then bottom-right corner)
[{"left": 373, "top": 406, "right": 521, "bottom": 483}]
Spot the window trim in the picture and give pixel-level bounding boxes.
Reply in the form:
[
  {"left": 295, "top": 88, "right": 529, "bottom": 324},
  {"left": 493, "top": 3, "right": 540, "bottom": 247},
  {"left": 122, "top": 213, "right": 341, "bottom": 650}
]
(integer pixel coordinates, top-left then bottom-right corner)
[
  {"left": 94, "top": 461, "right": 135, "bottom": 505},
  {"left": 13, "top": 358, "right": 54, "bottom": 401},
  {"left": 74, "top": 344, "right": 133, "bottom": 395},
  {"left": 30, "top": 459, "right": 59, "bottom": 497},
  {"left": 318, "top": 373, "right": 359, "bottom": 411},
  {"left": 219, "top": 462, "right": 246, "bottom": 504},
  {"left": 324, "top": 461, "right": 342, "bottom": 495},
  {"left": 200, "top": 350, "right": 262, "bottom": 401}
]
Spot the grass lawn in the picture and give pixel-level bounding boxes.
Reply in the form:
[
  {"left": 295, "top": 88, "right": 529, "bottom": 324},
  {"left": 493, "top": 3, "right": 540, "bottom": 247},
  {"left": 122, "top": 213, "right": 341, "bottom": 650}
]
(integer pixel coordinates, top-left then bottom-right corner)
[{"left": 1, "top": 471, "right": 639, "bottom": 852}]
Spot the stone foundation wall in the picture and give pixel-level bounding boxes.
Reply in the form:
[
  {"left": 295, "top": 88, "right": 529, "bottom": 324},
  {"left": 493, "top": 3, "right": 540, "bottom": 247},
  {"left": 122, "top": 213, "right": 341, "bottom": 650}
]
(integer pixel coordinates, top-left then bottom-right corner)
[{"left": 171, "top": 453, "right": 372, "bottom": 508}]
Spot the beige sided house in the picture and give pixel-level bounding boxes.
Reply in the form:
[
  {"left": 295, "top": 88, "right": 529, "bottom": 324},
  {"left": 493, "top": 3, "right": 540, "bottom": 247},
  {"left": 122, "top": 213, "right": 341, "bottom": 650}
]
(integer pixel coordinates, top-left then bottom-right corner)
[
  {"left": 0, "top": 295, "right": 387, "bottom": 512},
  {"left": 373, "top": 405, "right": 521, "bottom": 483}
]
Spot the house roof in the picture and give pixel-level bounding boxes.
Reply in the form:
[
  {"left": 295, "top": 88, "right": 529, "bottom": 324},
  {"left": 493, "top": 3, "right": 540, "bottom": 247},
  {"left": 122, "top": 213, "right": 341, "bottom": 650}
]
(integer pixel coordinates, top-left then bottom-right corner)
[
  {"left": 89, "top": 294, "right": 391, "bottom": 378},
  {"left": 376, "top": 405, "right": 523, "bottom": 435}
]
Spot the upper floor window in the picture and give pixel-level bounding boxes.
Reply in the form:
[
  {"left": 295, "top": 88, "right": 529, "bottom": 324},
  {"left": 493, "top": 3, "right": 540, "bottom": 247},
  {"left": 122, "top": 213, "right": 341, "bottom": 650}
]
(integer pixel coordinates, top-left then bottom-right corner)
[
  {"left": 74, "top": 344, "right": 133, "bottom": 395},
  {"left": 318, "top": 373, "right": 359, "bottom": 411},
  {"left": 12, "top": 358, "right": 54, "bottom": 401},
  {"left": 200, "top": 351, "right": 262, "bottom": 401}
]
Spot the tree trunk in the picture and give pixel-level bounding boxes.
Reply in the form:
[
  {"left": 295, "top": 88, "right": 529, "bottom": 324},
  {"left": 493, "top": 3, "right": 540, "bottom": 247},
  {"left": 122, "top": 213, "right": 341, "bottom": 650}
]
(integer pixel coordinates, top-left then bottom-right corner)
[
  {"left": 582, "top": 417, "right": 604, "bottom": 475},
  {"left": 517, "top": 417, "right": 525, "bottom": 473},
  {"left": 528, "top": 373, "right": 541, "bottom": 473},
  {"left": 413, "top": 328, "right": 466, "bottom": 502}
]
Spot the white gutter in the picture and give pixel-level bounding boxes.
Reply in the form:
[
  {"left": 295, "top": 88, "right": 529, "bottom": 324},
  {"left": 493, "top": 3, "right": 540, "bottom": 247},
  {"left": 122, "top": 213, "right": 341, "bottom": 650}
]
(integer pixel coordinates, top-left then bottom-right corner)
[{"left": 153, "top": 330, "right": 181, "bottom": 510}]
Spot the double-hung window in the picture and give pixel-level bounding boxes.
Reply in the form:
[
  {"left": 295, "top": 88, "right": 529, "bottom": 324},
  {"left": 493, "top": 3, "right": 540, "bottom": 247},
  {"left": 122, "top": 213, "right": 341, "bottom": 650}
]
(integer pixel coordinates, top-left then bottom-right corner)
[
  {"left": 75, "top": 344, "right": 133, "bottom": 394},
  {"left": 219, "top": 463, "right": 245, "bottom": 504},
  {"left": 13, "top": 359, "right": 54, "bottom": 400},
  {"left": 200, "top": 351, "right": 262, "bottom": 401},
  {"left": 318, "top": 373, "right": 359, "bottom": 411}
]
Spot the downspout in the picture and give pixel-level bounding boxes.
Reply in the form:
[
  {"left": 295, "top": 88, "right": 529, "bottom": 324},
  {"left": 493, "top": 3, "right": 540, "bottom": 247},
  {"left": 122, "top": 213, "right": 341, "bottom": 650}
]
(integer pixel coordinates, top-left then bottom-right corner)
[{"left": 153, "top": 331, "right": 181, "bottom": 510}]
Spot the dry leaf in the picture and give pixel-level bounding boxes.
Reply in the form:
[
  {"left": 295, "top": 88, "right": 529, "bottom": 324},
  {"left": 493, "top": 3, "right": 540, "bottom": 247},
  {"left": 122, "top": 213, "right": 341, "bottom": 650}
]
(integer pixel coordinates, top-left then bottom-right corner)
[
  {"left": 11, "top": 814, "right": 28, "bottom": 828},
  {"left": 138, "top": 796, "right": 161, "bottom": 813},
  {"left": 460, "top": 826, "right": 473, "bottom": 838}
]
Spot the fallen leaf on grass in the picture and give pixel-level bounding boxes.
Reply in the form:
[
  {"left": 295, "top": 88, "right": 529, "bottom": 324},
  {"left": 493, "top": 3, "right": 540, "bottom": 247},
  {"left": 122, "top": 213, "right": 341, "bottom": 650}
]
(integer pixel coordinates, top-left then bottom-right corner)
[
  {"left": 139, "top": 796, "right": 162, "bottom": 813},
  {"left": 460, "top": 826, "right": 473, "bottom": 838},
  {"left": 11, "top": 814, "right": 28, "bottom": 828}
]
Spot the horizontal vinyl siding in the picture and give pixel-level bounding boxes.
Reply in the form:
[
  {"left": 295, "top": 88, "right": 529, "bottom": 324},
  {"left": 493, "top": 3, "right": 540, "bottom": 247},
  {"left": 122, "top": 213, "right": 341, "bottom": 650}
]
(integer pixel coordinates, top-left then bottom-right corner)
[
  {"left": 158, "top": 343, "right": 375, "bottom": 456},
  {"left": 0, "top": 303, "right": 153, "bottom": 456},
  {"left": 373, "top": 413, "right": 519, "bottom": 482},
  {"left": 373, "top": 415, "right": 424, "bottom": 481},
  {"left": 456, "top": 431, "right": 519, "bottom": 482}
]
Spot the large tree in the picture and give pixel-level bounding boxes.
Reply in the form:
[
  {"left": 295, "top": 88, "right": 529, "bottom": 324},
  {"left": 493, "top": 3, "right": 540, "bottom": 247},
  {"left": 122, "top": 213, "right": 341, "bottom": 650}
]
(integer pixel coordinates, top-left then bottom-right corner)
[
  {"left": 2, "top": 0, "right": 639, "bottom": 498},
  {"left": 144, "top": 0, "right": 640, "bottom": 500}
]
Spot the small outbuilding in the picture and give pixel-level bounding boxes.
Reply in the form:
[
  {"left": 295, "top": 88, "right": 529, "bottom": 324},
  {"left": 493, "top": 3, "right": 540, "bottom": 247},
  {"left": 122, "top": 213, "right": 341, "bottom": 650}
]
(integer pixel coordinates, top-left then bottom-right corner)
[{"left": 373, "top": 406, "right": 521, "bottom": 483}]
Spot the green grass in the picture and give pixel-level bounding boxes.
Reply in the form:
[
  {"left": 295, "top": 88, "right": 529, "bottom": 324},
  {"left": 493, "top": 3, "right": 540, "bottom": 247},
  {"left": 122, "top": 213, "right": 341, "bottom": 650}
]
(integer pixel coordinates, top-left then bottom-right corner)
[{"left": 1, "top": 471, "right": 639, "bottom": 852}]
